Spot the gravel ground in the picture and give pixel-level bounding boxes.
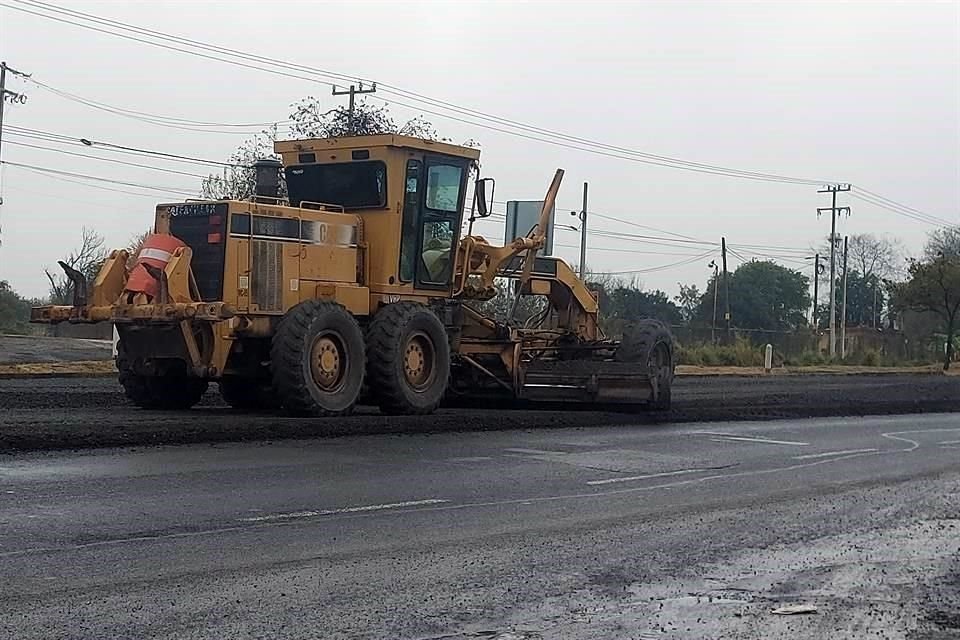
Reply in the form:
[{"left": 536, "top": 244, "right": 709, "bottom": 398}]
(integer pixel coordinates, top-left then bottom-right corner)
[
  {"left": 1, "top": 373, "right": 958, "bottom": 452},
  {"left": 0, "top": 334, "right": 112, "bottom": 364}
]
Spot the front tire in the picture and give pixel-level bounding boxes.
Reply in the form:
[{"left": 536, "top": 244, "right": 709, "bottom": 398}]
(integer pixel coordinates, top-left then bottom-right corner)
[
  {"left": 616, "top": 319, "right": 675, "bottom": 411},
  {"left": 117, "top": 343, "right": 208, "bottom": 409},
  {"left": 366, "top": 302, "right": 450, "bottom": 415},
  {"left": 271, "top": 300, "right": 365, "bottom": 417}
]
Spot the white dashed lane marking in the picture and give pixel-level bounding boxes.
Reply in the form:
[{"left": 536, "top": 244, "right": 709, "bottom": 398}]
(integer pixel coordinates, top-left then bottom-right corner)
[
  {"left": 240, "top": 499, "right": 449, "bottom": 522},
  {"left": 793, "top": 448, "right": 879, "bottom": 460},
  {"left": 694, "top": 431, "right": 809, "bottom": 446}
]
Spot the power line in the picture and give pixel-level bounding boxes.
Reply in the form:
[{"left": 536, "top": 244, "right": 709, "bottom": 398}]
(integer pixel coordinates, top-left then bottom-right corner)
[
  {"left": 6, "top": 2, "right": 945, "bottom": 223},
  {"left": 5, "top": 164, "right": 185, "bottom": 198},
  {"left": 595, "top": 250, "right": 716, "bottom": 275},
  {"left": 1, "top": 160, "right": 197, "bottom": 196},
  {"left": 29, "top": 77, "right": 290, "bottom": 135},
  {"left": 6, "top": 125, "right": 242, "bottom": 167},
  {"left": 3, "top": 0, "right": 834, "bottom": 186},
  {"left": 850, "top": 188, "right": 954, "bottom": 227},
  {"left": 4, "top": 1, "right": 944, "bottom": 225},
  {"left": 854, "top": 186, "right": 953, "bottom": 226},
  {"left": 0, "top": 1, "right": 342, "bottom": 88},
  {"left": 588, "top": 228, "right": 718, "bottom": 247},
  {"left": 554, "top": 242, "right": 710, "bottom": 257},
  {"left": 5, "top": 140, "right": 210, "bottom": 178},
  {"left": 372, "top": 94, "right": 828, "bottom": 185},
  {"left": 727, "top": 245, "right": 810, "bottom": 266}
]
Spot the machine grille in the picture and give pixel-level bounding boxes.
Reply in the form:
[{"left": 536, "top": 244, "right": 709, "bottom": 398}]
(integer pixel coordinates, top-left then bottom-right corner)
[
  {"left": 251, "top": 240, "right": 282, "bottom": 311},
  {"left": 167, "top": 203, "right": 227, "bottom": 301}
]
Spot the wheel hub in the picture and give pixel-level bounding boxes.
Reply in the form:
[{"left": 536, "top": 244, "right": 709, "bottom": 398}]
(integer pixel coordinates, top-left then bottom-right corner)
[
  {"left": 310, "top": 335, "right": 344, "bottom": 391},
  {"left": 403, "top": 333, "right": 434, "bottom": 390},
  {"left": 649, "top": 343, "right": 671, "bottom": 382}
]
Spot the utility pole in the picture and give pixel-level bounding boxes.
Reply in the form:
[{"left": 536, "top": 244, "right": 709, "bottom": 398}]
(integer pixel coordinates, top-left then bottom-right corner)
[
  {"left": 872, "top": 284, "right": 879, "bottom": 329},
  {"left": 0, "top": 61, "right": 30, "bottom": 245},
  {"left": 709, "top": 260, "right": 719, "bottom": 344},
  {"left": 577, "top": 182, "right": 588, "bottom": 279},
  {"left": 812, "top": 253, "right": 820, "bottom": 329},
  {"left": 331, "top": 82, "right": 377, "bottom": 135},
  {"left": 817, "top": 184, "right": 851, "bottom": 357},
  {"left": 841, "top": 235, "right": 849, "bottom": 359},
  {"left": 721, "top": 237, "right": 731, "bottom": 342}
]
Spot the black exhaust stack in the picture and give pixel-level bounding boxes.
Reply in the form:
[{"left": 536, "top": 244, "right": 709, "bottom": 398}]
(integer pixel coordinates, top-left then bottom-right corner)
[{"left": 253, "top": 158, "right": 283, "bottom": 200}]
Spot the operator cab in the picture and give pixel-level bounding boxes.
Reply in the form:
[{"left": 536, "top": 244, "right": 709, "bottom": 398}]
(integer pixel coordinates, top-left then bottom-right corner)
[{"left": 274, "top": 135, "right": 485, "bottom": 296}]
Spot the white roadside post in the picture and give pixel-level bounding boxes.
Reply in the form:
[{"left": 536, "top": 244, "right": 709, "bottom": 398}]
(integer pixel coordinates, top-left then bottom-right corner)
[{"left": 764, "top": 344, "right": 773, "bottom": 374}]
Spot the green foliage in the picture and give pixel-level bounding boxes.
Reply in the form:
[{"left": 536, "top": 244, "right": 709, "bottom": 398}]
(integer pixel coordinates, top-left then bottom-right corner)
[
  {"left": 202, "top": 99, "right": 453, "bottom": 201},
  {"left": 677, "top": 338, "right": 764, "bottom": 367},
  {"left": 201, "top": 124, "right": 282, "bottom": 201},
  {"left": 783, "top": 350, "right": 830, "bottom": 367},
  {"left": 891, "top": 253, "right": 960, "bottom": 370},
  {"left": 470, "top": 278, "right": 546, "bottom": 324},
  {"left": 817, "top": 270, "right": 885, "bottom": 328},
  {"left": 288, "top": 97, "right": 439, "bottom": 140},
  {"left": 0, "top": 280, "right": 40, "bottom": 335},
  {"left": 695, "top": 260, "right": 810, "bottom": 331},
  {"left": 674, "top": 283, "right": 701, "bottom": 324}
]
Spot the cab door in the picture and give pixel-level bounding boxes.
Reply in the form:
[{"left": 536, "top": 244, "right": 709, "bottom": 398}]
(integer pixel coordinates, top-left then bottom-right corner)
[{"left": 412, "top": 155, "right": 469, "bottom": 292}]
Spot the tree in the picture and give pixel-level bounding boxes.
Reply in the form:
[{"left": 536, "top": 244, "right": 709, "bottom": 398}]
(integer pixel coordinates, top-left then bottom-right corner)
[
  {"left": 696, "top": 260, "right": 810, "bottom": 331},
  {"left": 288, "top": 97, "right": 439, "bottom": 140},
  {"left": 924, "top": 226, "right": 960, "bottom": 261},
  {"left": 815, "top": 233, "right": 902, "bottom": 327},
  {"left": 0, "top": 280, "right": 37, "bottom": 334},
  {"left": 848, "top": 233, "right": 903, "bottom": 280},
  {"left": 202, "top": 99, "right": 446, "bottom": 201},
  {"left": 201, "top": 124, "right": 282, "bottom": 201},
  {"left": 606, "top": 287, "right": 683, "bottom": 327},
  {"left": 891, "top": 255, "right": 960, "bottom": 370},
  {"left": 675, "top": 283, "right": 702, "bottom": 324},
  {"left": 44, "top": 227, "right": 107, "bottom": 305},
  {"left": 841, "top": 270, "right": 885, "bottom": 327}
]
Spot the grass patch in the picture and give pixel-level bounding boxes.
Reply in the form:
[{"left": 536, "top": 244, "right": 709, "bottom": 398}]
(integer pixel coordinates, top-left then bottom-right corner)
[
  {"left": 678, "top": 338, "right": 765, "bottom": 367},
  {"left": 0, "top": 360, "right": 116, "bottom": 377}
]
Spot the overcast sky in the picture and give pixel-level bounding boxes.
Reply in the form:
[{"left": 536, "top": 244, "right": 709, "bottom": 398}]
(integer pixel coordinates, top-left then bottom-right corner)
[{"left": 0, "top": 0, "right": 957, "bottom": 299}]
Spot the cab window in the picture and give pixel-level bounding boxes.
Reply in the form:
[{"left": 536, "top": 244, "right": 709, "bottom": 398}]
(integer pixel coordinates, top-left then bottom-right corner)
[
  {"left": 420, "top": 219, "right": 455, "bottom": 284},
  {"left": 398, "top": 160, "right": 421, "bottom": 282},
  {"left": 425, "top": 164, "right": 463, "bottom": 212}
]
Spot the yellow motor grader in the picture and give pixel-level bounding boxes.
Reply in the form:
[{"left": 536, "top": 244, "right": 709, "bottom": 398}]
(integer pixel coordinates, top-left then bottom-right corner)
[{"left": 32, "top": 135, "right": 674, "bottom": 415}]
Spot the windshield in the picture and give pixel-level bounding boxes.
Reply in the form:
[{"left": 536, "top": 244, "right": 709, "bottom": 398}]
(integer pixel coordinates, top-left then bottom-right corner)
[{"left": 285, "top": 161, "right": 386, "bottom": 209}]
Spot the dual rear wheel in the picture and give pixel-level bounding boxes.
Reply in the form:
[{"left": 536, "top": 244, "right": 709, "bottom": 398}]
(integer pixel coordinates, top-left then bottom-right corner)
[{"left": 270, "top": 300, "right": 449, "bottom": 417}]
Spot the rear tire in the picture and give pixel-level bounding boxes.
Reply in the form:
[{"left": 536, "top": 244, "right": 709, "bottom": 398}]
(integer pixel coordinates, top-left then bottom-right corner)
[
  {"left": 271, "top": 300, "right": 365, "bottom": 417},
  {"left": 616, "top": 319, "right": 675, "bottom": 411},
  {"left": 366, "top": 302, "right": 450, "bottom": 415},
  {"left": 117, "top": 344, "right": 208, "bottom": 409}
]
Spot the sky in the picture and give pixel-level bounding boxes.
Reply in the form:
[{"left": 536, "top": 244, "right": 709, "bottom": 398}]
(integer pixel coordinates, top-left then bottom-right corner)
[{"left": 0, "top": 0, "right": 957, "bottom": 300}]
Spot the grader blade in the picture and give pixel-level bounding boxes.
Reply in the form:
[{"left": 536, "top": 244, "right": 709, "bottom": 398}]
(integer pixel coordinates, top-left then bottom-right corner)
[{"left": 519, "top": 360, "right": 657, "bottom": 405}]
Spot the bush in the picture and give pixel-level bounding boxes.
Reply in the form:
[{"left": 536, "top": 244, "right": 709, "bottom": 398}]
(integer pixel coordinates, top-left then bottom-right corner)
[
  {"left": 783, "top": 350, "right": 829, "bottom": 367},
  {"left": 677, "top": 338, "right": 764, "bottom": 367}
]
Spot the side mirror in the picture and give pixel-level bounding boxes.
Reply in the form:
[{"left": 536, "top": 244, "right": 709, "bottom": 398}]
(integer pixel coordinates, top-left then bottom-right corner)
[{"left": 473, "top": 177, "right": 494, "bottom": 218}]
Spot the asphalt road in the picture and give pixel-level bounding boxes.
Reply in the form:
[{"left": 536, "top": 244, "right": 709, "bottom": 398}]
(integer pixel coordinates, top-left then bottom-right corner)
[
  {"left": 2, "top": 373, "right": 959, "bottom": 451},
  {"left": 1, "top": 412, "right": 958, "bottom": 639}
]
